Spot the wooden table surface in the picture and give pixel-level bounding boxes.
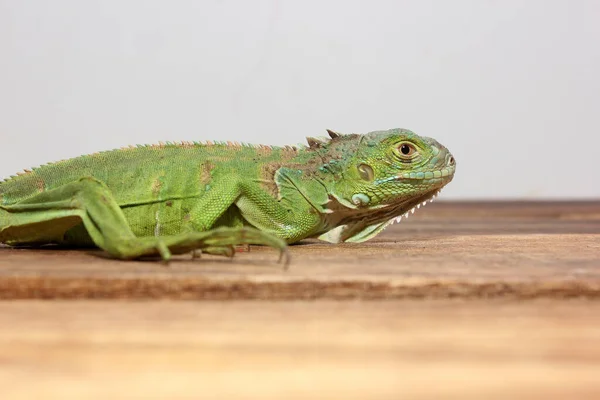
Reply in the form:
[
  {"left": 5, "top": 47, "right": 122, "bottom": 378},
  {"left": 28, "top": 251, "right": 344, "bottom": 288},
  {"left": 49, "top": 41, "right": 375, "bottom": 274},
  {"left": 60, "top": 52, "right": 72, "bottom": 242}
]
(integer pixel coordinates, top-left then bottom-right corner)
[
  {"left": 1, "top": 201, "right": 599, "bottom": 299},
  {"left": 0, "top": 201, "right": 599, "bottom": 399}
]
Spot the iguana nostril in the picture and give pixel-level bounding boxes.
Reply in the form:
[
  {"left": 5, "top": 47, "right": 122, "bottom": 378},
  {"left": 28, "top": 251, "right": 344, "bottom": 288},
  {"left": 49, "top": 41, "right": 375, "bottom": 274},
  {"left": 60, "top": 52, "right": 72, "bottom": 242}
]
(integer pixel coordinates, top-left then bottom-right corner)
[{"left": 449, "top": 156, "right": 455, "bottom": 166}]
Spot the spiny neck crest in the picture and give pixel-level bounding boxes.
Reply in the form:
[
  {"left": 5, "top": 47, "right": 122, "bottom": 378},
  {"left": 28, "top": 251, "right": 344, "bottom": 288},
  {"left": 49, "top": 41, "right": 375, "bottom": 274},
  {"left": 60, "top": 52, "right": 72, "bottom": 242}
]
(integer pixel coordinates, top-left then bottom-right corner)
[{"left": 305, "top": 129, "right": 359, "bottom": 151}]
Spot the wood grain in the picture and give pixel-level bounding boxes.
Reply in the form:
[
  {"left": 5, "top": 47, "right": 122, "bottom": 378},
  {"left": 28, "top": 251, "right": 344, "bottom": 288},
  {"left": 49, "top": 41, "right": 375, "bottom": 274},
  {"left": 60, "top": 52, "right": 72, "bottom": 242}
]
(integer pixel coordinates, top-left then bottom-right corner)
[
  {"left": 0, "top": 202, "right": 599, "bottom": 399},
  {"left": 0, "top": 201, "right": 599, "bottom": 299},
  {"left": 0, "top": 300, "right": 599, "bottom": 400}
]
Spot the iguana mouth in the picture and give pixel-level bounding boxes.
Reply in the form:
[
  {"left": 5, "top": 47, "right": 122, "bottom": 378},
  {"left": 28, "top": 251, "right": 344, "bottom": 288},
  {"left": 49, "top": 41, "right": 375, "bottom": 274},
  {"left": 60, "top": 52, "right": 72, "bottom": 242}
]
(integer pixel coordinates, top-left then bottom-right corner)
[
  {"left": 382, "top": 160, "right": 455, "bottom": 219},
  {"left": 394, "top": 166, "right": 455, "bottom": 182},
  {"left": 374, "top": 166, "right": 455, "bottom": 186}
]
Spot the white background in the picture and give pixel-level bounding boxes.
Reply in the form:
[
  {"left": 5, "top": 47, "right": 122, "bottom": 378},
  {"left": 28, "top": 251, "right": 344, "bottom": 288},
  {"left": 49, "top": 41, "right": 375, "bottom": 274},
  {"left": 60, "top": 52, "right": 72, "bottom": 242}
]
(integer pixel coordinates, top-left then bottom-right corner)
[{"left": 1, "top": 0, "right": 598, "bottom": 199}]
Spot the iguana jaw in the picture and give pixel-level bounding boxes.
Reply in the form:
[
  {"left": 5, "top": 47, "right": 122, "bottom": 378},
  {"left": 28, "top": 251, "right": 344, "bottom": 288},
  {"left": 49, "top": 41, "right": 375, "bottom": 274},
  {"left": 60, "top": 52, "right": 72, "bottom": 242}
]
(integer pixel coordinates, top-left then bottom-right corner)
[{"left": 318, "top": 154, "right": 454, "bottom": 244}]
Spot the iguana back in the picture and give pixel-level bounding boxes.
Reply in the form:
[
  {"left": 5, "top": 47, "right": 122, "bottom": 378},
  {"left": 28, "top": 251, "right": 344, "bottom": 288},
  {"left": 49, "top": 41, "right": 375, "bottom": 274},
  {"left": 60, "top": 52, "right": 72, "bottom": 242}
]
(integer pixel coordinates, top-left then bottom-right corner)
[{"left": 0, "top": 142, "right": 304, "bottom": 206}]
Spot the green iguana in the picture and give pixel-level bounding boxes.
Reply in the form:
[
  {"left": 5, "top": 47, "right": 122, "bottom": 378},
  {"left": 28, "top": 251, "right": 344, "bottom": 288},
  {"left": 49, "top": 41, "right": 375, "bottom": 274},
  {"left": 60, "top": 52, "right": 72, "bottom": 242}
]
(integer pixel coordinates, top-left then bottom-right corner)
[{"left": 0, "top": 128, "right": 455, "bottom": 263}]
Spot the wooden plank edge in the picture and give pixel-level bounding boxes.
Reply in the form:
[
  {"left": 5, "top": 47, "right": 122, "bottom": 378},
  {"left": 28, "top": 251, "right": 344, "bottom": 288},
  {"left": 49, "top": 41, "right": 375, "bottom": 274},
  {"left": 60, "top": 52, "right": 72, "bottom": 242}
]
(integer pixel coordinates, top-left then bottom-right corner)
[{"left": 0, "top": 277, "right": 599, "bottom": 300}]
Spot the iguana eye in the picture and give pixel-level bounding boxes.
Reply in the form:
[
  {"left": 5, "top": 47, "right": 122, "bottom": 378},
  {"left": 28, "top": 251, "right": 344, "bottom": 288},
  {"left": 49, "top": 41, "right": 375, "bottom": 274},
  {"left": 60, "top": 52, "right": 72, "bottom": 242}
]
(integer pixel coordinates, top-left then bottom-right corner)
[{"left": 395, "top": 142, "right": 418, "bottom": 160}]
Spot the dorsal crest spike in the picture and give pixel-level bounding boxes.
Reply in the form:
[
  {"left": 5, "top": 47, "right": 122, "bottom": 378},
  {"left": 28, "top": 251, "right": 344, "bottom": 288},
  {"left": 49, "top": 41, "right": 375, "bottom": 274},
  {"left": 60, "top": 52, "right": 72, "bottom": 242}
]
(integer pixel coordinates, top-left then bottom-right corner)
[
  {"left": 326, "top": 129, "right": 342, "bottom": 139},
  {"left": 306, "top": 136, "right": 325, "bottom": 149}
]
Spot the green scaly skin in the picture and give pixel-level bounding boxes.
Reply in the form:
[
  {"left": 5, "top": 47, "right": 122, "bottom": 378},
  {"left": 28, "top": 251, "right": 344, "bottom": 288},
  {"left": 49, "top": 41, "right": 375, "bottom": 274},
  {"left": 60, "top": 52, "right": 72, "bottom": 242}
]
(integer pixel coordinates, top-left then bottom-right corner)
[{"left": 0, "top": 128, "right": 456, "bottom": 264}]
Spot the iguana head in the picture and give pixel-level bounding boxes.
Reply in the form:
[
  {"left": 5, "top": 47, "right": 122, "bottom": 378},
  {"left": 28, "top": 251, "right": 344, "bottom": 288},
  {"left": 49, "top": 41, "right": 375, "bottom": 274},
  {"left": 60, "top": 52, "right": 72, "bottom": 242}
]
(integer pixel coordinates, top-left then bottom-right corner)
[{"left": 317, "top": 128, "right": 456, "bottom": 243}]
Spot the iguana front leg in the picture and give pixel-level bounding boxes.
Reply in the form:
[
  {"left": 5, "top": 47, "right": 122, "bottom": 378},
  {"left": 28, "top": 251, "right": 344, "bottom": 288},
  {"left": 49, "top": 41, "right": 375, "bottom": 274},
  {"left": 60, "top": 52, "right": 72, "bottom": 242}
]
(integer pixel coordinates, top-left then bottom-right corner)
[
  {"left": 228, "top": 179, "right": 326, "bottom": 243},
  {"left": 0, "top": 177, "right": 287, "bottom": 262},
  {"left": 183, "top": 170, "right": 325, "bottom": 244}
]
